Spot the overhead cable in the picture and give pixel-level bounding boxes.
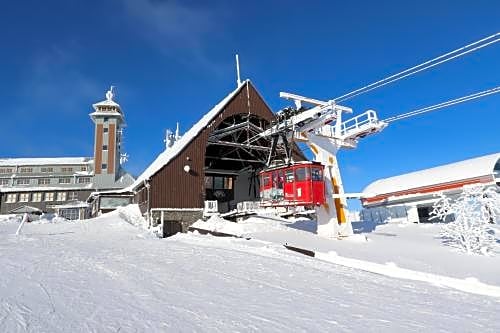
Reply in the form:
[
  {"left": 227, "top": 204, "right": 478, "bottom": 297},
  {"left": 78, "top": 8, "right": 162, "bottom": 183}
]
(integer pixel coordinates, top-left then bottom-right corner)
[
  {"left": 334, "top": 32, "right": 500, "bottom": 102},
  {"left": 384, "top": 86, "right": 500, "bottom": 123}
]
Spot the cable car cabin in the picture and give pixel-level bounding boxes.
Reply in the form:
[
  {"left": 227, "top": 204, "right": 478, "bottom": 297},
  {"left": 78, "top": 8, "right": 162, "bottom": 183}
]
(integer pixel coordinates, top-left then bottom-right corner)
[{"left": 259, "top": 161, "right": 326, "bottom": 207}]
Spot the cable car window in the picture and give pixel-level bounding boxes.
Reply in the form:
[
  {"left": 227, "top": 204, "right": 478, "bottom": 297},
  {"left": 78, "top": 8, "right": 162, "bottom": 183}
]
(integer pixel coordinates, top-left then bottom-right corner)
[
  {"left": 272, "top": 171, "right": 278, "bottom": 188},
  {"left": 277, "top": 170, "right": 284, "bottom": 189},
  {"left": 285, "top": 170, "right": 294, "bottom": 182},
  {"left": 295, "top": 167, "right": 309, "bottom": 181},
  {"left": 263, "top": 175, "right": 271, "bottom": 187},
  {"left": 312, "top": 168, "right": 322, "bottom": 181}
]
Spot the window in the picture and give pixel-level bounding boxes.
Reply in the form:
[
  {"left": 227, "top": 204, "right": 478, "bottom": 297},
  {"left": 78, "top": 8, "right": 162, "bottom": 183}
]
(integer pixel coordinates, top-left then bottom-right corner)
[
  {"left": 311, "top": 168, "right": 323, "bottom": 181},
  {"left": 285, "top": 170, "right": 294, "bottom": 183},
  {"left": 263, "top": 175, "right": 271, "bottom": 187},
  {"left": 102, "top": 164, "right": 107, "bottom": 170},
  {"left": 61, "top": 167, "right": 73, "bottom": 173},
  {"left": 56, "top": 192, "right": 67, "bottom": 202},
  {"left": 103, "top": 117, "right": 109, "bottom": 122},
  {"left": 81, "top": 166, "right": 87, "bottom": 171},
  {"left": 102, "top": 145, "right": 108, "bottom": 151},
  {"left": 38, "top": 178, "right": 51, "bottom": 185},
  {"left": 60, "top": 208, "right": 79, "bottom": 220},
  {"left": 69, "top": 191, "right": 78, "bottom": 200},
  {"left": 16, "top": 178, "right": 30, "bottom": 185},
  {"left": 213, "top": 177, "right": 224, "bottom": 190},
  {"left": 78, "top": 177, "right": 91, "bottom": 184},
  {"left": 19, "top": 193, "right": 29, "bottom": 202},
  {"left": 58, "top": 178, "right": 71, "bottom": 184},
  {"left": 41, "top": 167, "right": 54, "bottom": 173},
  {"left": 0, "top": 179, "right": 8, "bottom": 186},
  {"left": 19, "top": 167, "right": 33, "bottom": 173},
  {"left": 204, "top": 176, "right": 213, "bottom": 189},
  {"left": 32, "top": 192, "right": 42, "bottom": 202},
  {"left": 205, "top": 176, "right": 234, "bottom": 190},
  {"left": 6, "top": 193, "right": 17, "bottom": 203},
  {"left": 44, "top": 192, "right": 54, "bottom": 201},
  {"left": 0, "top": 168, "right": 13, "bottom": 174},
  {"left": 295, "top": 167, "right": 310, "bottom": 181},
  {"left": 103, "top": 127, "right": 109, "bottom": 133}
]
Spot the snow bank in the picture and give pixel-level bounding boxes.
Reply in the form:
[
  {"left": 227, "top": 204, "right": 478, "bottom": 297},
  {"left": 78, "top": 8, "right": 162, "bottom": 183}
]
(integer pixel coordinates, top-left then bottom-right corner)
[
  {"left": 192, "top": 214, "right": 291, "bottom": 237},
  {"left": 0, "top": 214, "right": 19, "bottom": 224},
  {"left": 116, "top": 204, "right": 148, "bottom": 229},
  {"left": 315, "top": 251, "right": 500, "bottom": 298}
]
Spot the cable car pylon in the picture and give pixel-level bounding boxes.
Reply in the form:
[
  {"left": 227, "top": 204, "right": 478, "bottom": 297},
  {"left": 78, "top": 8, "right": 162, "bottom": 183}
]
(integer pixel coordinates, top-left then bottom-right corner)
[{"left": 260, "top": 92, "right": 386, "bottom": 238}]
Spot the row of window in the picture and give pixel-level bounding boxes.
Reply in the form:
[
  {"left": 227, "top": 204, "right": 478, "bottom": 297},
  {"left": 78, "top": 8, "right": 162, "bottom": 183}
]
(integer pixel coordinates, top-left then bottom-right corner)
[
  {"left": 0, "top": 166, "right": 88, "bottom": 174},
  {"left": 5, "top": 191, "right": 79, "bottom": 203},
  {"left": 261, "top": 167, "right": 323, "bottom": 187},
  {"left": 0, "top": 177, "right": 92, "bottom": 186},
  {"left": 205, "top": 176, "right": 233, "bottom": 190}
]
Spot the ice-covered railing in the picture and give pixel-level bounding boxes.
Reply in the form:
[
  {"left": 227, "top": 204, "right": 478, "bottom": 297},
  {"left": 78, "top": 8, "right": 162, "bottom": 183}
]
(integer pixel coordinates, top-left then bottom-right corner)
[
  {"left": 341, "top": 110, "right": 381, "bottom": 136},
  {"left": 314, "top": 110, "right": 386, "bottom": 140}
]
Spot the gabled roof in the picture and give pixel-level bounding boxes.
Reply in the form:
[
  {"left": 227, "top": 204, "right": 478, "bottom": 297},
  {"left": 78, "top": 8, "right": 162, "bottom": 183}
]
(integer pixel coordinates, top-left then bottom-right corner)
[
  {"left": 0, "top": 157, "right": 92, "bottom": 166},
  {"left": 363, "top": 152, "right": 500, "bottom": 196},
  {"left": 128, "top": 80, "right": 250, "bottom": 191}
]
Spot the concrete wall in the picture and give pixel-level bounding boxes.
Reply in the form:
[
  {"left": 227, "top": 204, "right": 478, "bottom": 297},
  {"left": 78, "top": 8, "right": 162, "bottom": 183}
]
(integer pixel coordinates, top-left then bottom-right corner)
[{"left": 150, "top": 209, "right": 203, "bottom": 237}]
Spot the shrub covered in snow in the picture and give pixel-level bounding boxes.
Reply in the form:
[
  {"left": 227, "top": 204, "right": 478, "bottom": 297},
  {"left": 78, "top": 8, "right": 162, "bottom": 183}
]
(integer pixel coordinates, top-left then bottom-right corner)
[{"left": 431, "top": 186, "right": 500, "bottom": 255}]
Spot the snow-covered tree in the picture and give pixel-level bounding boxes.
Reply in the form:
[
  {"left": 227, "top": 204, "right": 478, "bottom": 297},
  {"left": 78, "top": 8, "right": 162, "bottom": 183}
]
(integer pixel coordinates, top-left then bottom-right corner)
[{"left": 431, "top": 185, "right": 500, "bottom": 255}]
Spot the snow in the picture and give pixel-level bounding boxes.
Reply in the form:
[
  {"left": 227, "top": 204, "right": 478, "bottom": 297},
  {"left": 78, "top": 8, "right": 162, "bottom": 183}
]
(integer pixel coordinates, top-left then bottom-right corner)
[
  {"left": 1, "top": 207, "right": 499, "bottom": 331},
  {"left": 0, "top": 157, "right": 92, "bottom": 167},
  {"left": 127, "top": 80, "right": 249, "bottom": 191},
  {"left": 0, "top": 184, "right": 94, "bottom": 193},
  {"left": 193, "top": 215, "right": 500, "bottom": 287},
  {"left": 363, "top": 152, "right": 500, "bottom": 196}
]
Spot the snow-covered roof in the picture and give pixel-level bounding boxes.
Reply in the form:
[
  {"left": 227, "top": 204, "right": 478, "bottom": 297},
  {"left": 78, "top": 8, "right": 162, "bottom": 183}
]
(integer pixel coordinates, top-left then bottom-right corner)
[
  {"left": 0, "top": 157, "right": 92, "bottom": 167},
  {"left": 48, "top": 201, "right": 89, "bottom": 209},
  {"left": 363, "top": 152, "right": 500, "bottom": 196},
  {"left": 127, "top": 81, "right": 249, "bottom": 191},
  {"left": 92, "top": 86, "right": 121, "bottom": 110},
  {"left": 8, "top": 205, "right": 42, "bottom": 214},
  {"left": 0, "top": 185, "right": 94, "bottom": 193}
]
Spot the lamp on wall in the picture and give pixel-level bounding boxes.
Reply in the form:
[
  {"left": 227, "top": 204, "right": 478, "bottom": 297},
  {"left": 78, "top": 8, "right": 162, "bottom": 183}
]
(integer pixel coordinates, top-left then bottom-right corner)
[{"left": 183, "top": 165, "right": 191, "bottom": 173}]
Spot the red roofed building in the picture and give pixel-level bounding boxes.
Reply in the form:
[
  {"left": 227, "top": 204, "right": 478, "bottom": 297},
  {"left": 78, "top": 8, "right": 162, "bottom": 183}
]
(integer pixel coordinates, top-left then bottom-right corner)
[{"left": 361, "top": 153, "right": 500, "bottom": 223}]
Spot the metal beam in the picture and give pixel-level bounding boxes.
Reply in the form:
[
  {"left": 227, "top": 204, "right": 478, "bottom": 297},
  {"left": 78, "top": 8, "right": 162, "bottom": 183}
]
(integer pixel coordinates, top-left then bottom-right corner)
[
  {"left": 209, "top": 122, "right": 264, "bottom": 139},
  {"left": 205, "top": 156, "right": 265, "bottom": 164},
  {"left": 280, "top": 92, "right": 328, "bottom": 106},
  {"left": 207, "top": 141, "right": 274, "bottom": 151}
]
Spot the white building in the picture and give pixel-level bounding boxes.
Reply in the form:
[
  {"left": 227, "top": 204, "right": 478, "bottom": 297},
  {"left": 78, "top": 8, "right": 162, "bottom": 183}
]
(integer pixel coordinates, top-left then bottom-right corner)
[
  {"left": 361, "top": 153, "right": 500, "bottom": 223},
  {"left": 0, "top": 87, "right": 134, "bottom": 219}
]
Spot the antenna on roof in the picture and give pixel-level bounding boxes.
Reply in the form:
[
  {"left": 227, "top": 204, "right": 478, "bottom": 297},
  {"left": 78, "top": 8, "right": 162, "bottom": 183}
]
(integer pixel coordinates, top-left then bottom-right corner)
[
  {"left": 175, "top": 122, "right": 181, "bottom": 140},
  {"left": 235, "top": 54, "right": 242, "bottom": 87}
]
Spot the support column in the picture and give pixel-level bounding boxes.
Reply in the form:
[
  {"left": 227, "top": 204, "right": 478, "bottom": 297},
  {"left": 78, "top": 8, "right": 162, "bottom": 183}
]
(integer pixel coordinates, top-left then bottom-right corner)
[{"left": 308, "top": 135, "right": 353, "bottom": 238}]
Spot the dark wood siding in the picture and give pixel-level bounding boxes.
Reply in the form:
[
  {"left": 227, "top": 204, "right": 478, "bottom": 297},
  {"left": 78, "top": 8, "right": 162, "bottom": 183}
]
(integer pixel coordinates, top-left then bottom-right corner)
[{"left": 146, "top": 81, "right": 276, "bottom": 209}]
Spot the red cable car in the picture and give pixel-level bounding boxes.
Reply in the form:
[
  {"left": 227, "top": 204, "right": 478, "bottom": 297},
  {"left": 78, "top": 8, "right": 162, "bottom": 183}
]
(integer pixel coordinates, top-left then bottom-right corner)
[{"left": 259, "top": 161, "right": 326, "bottom": 207}]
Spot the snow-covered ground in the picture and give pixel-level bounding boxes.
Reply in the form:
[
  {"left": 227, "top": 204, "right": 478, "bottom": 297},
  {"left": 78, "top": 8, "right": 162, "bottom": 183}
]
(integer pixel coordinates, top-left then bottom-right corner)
[
  {"left": 1, "top": 209, "right": 499, "bottom": 332},
  {"left": 194, "top": 215, "right": 500, "bottom": 287}
]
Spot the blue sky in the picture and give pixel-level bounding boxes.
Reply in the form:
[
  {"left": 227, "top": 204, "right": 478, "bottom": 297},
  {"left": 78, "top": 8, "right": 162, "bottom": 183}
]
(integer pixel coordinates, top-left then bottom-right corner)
[{"left": 0, "top": 0, "right": 499, "bottom": 207}]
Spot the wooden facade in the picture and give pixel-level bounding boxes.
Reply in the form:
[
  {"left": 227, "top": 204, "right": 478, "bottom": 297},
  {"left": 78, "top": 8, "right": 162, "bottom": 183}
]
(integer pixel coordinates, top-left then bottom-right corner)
[{"left": 134, "top": 81, "right": 286, "bottom": 212}]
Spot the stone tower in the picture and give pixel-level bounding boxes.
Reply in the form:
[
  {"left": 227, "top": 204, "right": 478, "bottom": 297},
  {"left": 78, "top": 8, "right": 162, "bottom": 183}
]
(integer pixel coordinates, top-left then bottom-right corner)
[{"left": 89, "top": 86, "right": 126, "bottom": 189}]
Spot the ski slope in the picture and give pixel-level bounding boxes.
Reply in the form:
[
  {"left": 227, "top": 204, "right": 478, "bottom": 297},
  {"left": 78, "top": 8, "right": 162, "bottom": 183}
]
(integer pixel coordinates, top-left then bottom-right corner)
[{"left": 1, "top": 211, "right": 499, "bottom": 332}]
